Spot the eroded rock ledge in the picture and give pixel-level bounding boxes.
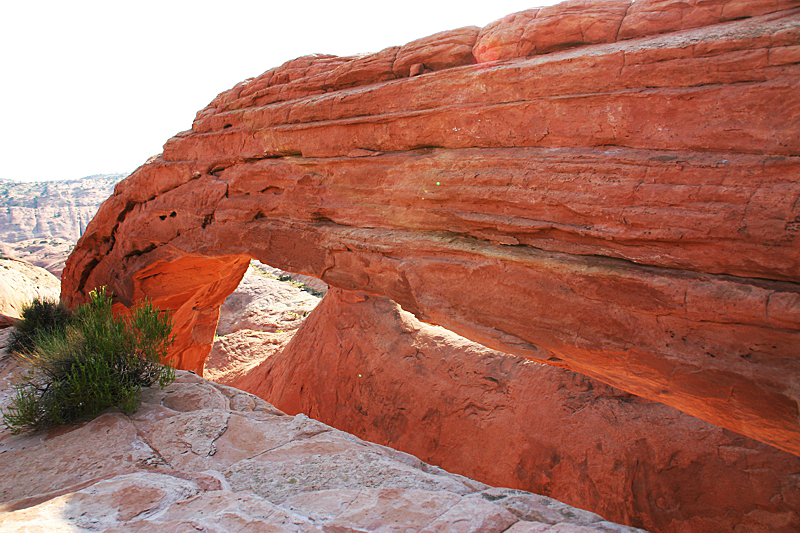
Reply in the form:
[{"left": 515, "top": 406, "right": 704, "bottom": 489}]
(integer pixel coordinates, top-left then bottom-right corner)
[
  {"left": 0, "top": 371, "right": 648, "bottom": 533},
  {"left": 62, "top": 0, "right": 800, "bottom": 455}
]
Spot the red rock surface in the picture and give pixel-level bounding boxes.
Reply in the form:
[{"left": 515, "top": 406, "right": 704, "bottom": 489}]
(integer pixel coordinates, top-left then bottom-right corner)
[
  {"left": 62, "top": 2, "right": 800, "bottom": 455},
  {"left": 473, "top": 0, "right": 800, "bottom": 61},
  {"left": 226, "top": 288, "right": 800, "bottom": 533},
  {"left": 203, "top": 261, "right": 323, "bottom": 385}
]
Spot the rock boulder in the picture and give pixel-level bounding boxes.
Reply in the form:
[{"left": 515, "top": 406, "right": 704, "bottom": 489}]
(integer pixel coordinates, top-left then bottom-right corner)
[{"left": 0, "top": 258, "right": 61, "bottom": 318}]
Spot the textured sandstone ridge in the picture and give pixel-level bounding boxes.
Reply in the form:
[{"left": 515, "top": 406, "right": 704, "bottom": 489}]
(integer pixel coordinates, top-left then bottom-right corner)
[
  {"left": 62, "top": 1, "right": 800, "bottom": 455},
  {"left": 0, "top": 370, "right": 648, "bottom": 533},
  {"left": 223, "top": 288, "right": 800, "bottom": 533},
  {"left": 0, "top": 258, "right": 61, "bottom": 318}
]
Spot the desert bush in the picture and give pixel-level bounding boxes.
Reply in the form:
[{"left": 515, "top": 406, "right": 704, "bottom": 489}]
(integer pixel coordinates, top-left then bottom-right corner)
[
  {"left": 2, "top": 287, "right": 175, "bottom": 434},
  {"left": 8, "top": 299, "right": 72, "bottom": 355}
]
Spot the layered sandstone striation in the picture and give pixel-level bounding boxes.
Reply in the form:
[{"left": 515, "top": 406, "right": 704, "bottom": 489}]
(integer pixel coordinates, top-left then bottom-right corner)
[
  {"left": 62, "top": 1, "right": 800, "bottom": 455},
  {"left": 0, "top": 370, "right": 648, "bottom": 533},
  {"left": 227, "top": 288, "right": 800, "bottom": 533},
  {"left": 0, "top": 175, "right": 125, "bottom": 278}
]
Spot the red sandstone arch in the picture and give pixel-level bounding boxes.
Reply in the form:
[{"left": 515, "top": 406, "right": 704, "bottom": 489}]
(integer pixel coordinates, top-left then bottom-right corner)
[{"left": 63, "top": 1, "right": 800, "bottom": 456}]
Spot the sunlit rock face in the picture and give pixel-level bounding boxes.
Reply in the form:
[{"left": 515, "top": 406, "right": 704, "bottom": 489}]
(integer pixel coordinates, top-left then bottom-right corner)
[
  {"left": 62, "top": 0, "right": 800, "bottom": 457},
  {"left": 203, "top": 261, "right": 324, "bottom": 386},
  {"left": 0, "top": 257, "right": 60, "bottom": 318}
]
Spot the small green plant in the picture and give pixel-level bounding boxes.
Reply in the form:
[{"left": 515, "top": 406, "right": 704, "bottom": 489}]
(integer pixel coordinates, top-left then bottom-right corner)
[
  {"left": 2, "top": 287, "right": 175, "bottom": 434},
  {"left": 250, "top": 263, "right": 277, "bottom": 279}
]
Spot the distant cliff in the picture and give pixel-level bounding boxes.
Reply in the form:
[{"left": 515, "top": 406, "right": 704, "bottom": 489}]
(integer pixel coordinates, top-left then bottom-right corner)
[{"left": 0, "top": 174, "right": 125, "bottom": 243}]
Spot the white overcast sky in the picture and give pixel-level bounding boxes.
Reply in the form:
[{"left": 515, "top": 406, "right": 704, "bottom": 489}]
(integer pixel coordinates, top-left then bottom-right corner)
[{"left": 1, "top": 0, "right": 560, "bottom": 182}]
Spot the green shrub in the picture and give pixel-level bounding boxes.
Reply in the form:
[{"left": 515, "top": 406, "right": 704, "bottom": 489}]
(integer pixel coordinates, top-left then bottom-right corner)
[
  {"left": 2, "top": 287, "right": 175, "bottom": 434},
  {"left": 8, "top": 298, "right": 73, "bottom": 355}
]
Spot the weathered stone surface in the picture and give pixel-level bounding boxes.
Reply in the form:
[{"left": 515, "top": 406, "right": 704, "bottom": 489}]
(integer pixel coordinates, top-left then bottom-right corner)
[
  {"left": 224, "top": 288, "right": 800, "bottom": 533},
  {"left": 204, "top": 261, "right": 323, "bottom": 384},
  {"left": 62, "top": 2, "right": 800, "bottom": 456},
  {"left": 205, "top": 328, "right": 293, "bottom": 386},
  {"left": 618, "top": 0, "right": 800, "bottom": 40},
  {"left": 473, "top": 1, "right": 631, "bottom": 62},
  {"left": 0, "top": 370, "right": 647, "bottom": 533},
  {"left": 0, "top": 258, "right": 61, "bottom": 317},
  {"left": 215, "top": 261, "right": 321, "bottom": 336},
  {"left": 473, "top": 0, "right": 800, "bottom": 62},
  {"left": 393, "top": 26, "right": 480, "bottom": 77}
]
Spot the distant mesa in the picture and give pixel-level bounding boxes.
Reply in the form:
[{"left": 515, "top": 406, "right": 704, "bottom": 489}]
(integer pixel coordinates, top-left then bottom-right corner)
[
  {"left": 0, "top": 173, "right": 125, "bottom": 243},
  {"left": 0, "top": 173, "right": 126, "bottom": 277}
]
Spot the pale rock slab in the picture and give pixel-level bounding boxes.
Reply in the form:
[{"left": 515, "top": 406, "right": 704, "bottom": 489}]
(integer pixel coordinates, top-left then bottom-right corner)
[
  {"left": 0, "top": 258, "right": 61, "bottom": 317},
  {"left": 0, "top": 370, "right": 648, "bottom": 533}
]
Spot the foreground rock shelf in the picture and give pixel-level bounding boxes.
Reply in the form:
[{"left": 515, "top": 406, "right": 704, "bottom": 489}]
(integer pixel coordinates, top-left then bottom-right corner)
[{"left": 0, "top": 371, "right": 648, "bottom": 533}]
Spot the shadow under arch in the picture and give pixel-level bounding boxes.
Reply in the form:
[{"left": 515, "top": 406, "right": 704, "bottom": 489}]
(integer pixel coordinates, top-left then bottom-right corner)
[{"left": 122, "top": 254, "right": 251, "bottom": 373}]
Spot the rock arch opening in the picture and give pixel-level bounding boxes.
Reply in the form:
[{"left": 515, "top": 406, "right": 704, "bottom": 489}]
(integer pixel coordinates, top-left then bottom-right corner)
[{"left": 204, "top": 260, "right": 327, "bottom": 387}]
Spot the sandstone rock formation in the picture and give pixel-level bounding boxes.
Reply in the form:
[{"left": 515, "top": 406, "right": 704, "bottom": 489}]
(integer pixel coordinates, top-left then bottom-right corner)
[
  {"left": 0, "top": 370, "right": 648, "bottom": 533},
  {"left": 221, "top": 288, "right": 800, "bottom": 533},
  {"left": 62, "top": 1, "right": 800, "bottom": 457},
  {"left": 0, "top": 258, "right": 61, "bottom": 318},
  {"left": 0, "top": 174, "right": 125, "bottom": 243},
  {"left": 0, "top": 315, "right": 18, "bottom": 329}
]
